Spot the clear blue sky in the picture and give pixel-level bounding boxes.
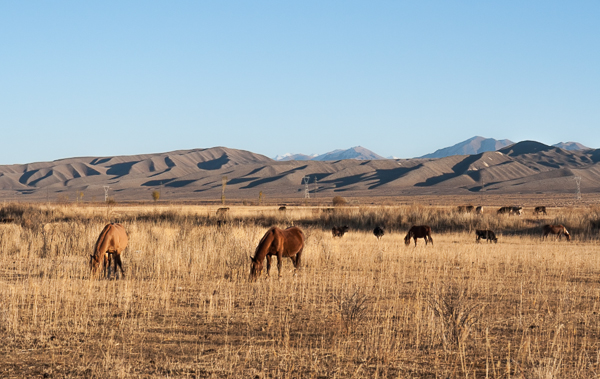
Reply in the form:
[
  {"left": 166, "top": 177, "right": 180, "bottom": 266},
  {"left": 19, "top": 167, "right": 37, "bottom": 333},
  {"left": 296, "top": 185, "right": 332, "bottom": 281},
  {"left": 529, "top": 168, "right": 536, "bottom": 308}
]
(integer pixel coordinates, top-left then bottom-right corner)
[{"left": 2, "top": 1, "right": 599, "bottom": 164}]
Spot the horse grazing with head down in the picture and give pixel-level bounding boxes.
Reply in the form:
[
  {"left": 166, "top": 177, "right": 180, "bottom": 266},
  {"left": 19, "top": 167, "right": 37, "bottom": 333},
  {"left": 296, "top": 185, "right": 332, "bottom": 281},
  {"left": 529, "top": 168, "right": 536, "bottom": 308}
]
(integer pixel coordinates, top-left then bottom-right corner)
[
  {"left": 543, "top": 224, "right": 571, "bottom": 241},
  {"left": 90, "top": 223, "right": 128, "bottom": 278},
  {"left": 405, "top": 225, "right": 433, "bottom": 246},
  {"left": 249, "top": 226, "right": 304, "bottom": 281},
  {"left": 332, "top": 225, "right": 349, "bottom": 237}
]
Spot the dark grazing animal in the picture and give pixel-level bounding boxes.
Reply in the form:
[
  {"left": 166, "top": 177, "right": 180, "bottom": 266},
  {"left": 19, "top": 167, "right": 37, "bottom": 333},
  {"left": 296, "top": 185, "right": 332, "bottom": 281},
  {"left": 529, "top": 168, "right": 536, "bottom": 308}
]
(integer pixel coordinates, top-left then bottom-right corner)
[
  {"left": 542, "top": 224, "right": 571, "bottom": 241},
  {"left": 249, "top": 226, "right": 305, "bottom": 281},
  {"left": 404, "top": 225, "right": 433, "bottom": 246},
  {"left": 90, "top": 223, "right": 128, "bottom": 279},
  {"left": 457, "top": 205, "right": 475, "bottom": 213},
  {"left": 497, "top": 206, "right": 511, "bottom": 215},
  {"left": 278, "top": 206, "right": 287, "bottom": 211},
  {"left": 475, "top": 206, "right": 483, "bottom": 215},
  {"left": 373, "top": 226, "right": 384, "bottom": 240},
  {"left": 331, "top": 225, "right": 349, "bottom": 237},
  {"left": 216, "top": 207, "right": 229, "bottom": 216},
  {"left": 534, "top": 206, "right": 547, "bottom": 215},
  {"left": 475, "top": 229, "right": 498, "bottom": 243},
  {"left": 497, "top": 206, "right": 522, "bottom": 216}
]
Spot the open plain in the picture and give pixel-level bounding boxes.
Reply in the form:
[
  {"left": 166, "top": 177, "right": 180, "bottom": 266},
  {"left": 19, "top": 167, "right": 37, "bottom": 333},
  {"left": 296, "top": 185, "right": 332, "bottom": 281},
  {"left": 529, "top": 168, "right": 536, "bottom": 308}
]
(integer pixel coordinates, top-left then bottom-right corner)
[{"left": 1, "top": 202, "right": 600, "bottom": 378}]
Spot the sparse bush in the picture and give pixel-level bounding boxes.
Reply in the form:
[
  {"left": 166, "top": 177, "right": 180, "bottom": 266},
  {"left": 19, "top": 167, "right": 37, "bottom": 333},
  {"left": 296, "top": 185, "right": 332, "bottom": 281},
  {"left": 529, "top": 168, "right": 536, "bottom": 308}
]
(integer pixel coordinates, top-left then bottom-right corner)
[
  {"left": 426, "top": 281, "right": 483, "bottom": 351},
  {"left": 332, "top": 196, "right": 347, "bottom": 207},
  {"left": 152, "top": 190, "right": 160, "bottom": 202},
  {"left": 332, "top": 287, "right": 372, "bottom": 334}
]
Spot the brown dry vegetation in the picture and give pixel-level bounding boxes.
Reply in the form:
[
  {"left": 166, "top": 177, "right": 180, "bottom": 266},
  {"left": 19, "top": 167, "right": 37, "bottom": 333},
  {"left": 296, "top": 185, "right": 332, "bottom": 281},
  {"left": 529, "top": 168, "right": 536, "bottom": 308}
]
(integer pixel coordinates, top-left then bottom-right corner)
[{"left": 1, "top": 203, "right": 600, "bottom": 378}]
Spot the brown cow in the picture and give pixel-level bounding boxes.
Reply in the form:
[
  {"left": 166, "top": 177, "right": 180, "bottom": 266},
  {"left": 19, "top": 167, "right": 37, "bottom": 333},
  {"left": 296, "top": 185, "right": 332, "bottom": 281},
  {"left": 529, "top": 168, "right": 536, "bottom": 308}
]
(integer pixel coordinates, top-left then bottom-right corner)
[
  {"left": 542, "top": 224, "right": 571, "bottom": 241},
  {"left": 404, "top": 225, "right": 433, "bottom": 246},
  {"left": 90, "top": 223, "right": 128, "bottom": 278}
]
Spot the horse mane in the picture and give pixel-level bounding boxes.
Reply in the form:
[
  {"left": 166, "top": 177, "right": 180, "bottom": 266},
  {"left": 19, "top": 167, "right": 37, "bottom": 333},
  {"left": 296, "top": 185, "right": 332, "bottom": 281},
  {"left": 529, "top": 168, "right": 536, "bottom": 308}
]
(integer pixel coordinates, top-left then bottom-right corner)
[
  {"left": 93, "top": 223, "right": 113, "bottom": 257},
  {"left": 252, "top": 226, "right": 277, "bottom": 260}
]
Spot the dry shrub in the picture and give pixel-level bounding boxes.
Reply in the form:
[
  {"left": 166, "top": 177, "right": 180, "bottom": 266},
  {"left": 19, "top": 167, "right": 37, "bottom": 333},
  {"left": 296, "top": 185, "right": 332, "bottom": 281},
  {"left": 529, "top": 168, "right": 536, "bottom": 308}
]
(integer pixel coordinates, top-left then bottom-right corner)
[
  {"left": 332, "top": 286, "right": 372, "bottom": 334},
  {"left": 426, "top": 280, "right": 483, "bottom": 351},
  {"left": 332, "top": 195, "right": 348, "bottom": 207}
]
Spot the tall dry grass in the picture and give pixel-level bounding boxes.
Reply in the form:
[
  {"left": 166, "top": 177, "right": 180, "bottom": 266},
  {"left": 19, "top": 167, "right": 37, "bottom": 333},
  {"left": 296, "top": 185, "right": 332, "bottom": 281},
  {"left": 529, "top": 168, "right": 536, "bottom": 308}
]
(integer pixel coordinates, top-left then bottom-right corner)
[{"left": 0, "top": 202, "right": 599, "bottom": 377}]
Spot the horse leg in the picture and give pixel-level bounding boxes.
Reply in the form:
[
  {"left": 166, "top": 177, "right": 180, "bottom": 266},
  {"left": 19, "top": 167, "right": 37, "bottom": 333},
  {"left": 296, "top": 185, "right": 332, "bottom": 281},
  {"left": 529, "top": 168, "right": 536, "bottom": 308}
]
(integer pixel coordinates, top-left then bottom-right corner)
[
  {"left": 103, "top": 254, "right": 110, "bottom": 278},
  {"left": 115, "top": 254, "right": 125, "bottom": 278},
  {"left": 266, "top": 255, "right": 272, "bottom": 277},
  {"left": 276, "top": 254, "right": 283, "bottom": 278}
]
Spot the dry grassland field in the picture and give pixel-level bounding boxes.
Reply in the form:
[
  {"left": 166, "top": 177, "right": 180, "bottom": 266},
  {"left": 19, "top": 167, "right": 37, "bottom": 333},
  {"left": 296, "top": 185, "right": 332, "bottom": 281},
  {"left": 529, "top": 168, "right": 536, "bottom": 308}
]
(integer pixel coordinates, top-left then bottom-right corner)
[{"left": 1, "top": 202, "right": 600, "bottom": 378}]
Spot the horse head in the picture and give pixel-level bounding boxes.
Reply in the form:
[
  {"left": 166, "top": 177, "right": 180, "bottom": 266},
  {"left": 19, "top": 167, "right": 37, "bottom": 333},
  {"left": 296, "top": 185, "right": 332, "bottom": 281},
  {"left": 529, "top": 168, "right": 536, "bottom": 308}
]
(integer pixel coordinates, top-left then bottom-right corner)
[
  {"left": 404, "top": 234, "right": 411, "bottom": 245},
  {"left": 564, "top": 229, "right": 571, "bottom": 241},
  {"left": 249, "top": 256, "right": 263, "bottom": 281},
  {"left": 90, "top": 254, "right": 101, "bottom": 274}
]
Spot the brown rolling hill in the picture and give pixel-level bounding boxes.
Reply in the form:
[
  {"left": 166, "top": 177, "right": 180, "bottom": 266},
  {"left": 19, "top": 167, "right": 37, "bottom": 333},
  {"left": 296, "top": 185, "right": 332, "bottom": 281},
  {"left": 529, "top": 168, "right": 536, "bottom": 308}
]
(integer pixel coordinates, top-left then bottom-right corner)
[{"left": 1, "top": 142, "right": 600, "bottom": 202}]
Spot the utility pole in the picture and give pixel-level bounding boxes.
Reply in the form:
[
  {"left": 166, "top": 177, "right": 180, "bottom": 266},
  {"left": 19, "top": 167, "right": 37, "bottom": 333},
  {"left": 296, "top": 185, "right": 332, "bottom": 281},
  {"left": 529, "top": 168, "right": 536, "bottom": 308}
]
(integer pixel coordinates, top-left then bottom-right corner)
[
  {"left": 575, "top": 176, "right": 582, "bottom": 200},
  {"left": 303, "top": 176, "right": 310, "bottom": 199},
  {"left": 103, "top": 186, "right": 110, "bottom": 202}
]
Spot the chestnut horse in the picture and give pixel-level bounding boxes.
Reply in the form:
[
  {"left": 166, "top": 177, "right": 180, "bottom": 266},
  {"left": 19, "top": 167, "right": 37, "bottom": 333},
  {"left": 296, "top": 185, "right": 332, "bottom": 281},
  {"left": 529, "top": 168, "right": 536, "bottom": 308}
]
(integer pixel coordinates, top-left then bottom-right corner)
[
  {"left": 404, "top": 225, "right": 433, "bottom": 246},
  {"left": 249, "top": 226, "right": 304, "bottom": 281},
  {"left": 542, "top": 224, "right": 571, "bottom": 241},
  {"left": 90, "top": 223, "right": 128, "bottom": 278}
]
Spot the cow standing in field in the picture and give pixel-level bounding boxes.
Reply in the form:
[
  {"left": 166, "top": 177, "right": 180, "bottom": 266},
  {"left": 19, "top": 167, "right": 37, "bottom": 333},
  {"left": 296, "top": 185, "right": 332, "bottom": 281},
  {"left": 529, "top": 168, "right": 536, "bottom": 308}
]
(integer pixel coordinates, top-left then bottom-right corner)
[
  {"left": 404, "top": 225, "right": 433, "bottom": 246},
  {"left": 475, "top": 229, "right": 498, "bottom": 243},
  {"left": 542, "top": 224, "right": 571, "bottom": 241},
  {"left": 534, "top": 206, "right": 547, "bottom": 215}
]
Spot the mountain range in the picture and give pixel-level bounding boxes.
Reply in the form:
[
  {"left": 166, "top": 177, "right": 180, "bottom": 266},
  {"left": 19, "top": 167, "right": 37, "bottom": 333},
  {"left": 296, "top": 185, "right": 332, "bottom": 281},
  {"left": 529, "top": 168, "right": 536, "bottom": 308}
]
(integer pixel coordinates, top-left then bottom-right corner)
[
  {"left": 275, "top": 137, "right": 590, "bottom": 161},
  {"left": 1, "top": 139, "right": 599, "bottom": 202}
]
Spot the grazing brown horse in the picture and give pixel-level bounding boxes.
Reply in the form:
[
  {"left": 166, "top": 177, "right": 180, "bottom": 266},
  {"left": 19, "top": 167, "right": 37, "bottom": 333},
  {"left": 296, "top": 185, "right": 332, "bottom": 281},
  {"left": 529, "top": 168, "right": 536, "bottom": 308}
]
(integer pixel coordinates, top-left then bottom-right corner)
[
  {"left": 249, "top": 226, "right": 305, "bottom": 281},
  {"left": 332, "top": 225, "right": 349, "bottom": 237},
  {"left": 543, "top": 224, "right": 571, "bottom": 241},
  {"left": 475, "top": 229, "right": 498, "bottom": 243},
  {"left": 90, "top": 223, "right": 128, "bottom": 278},
  {"left": 405, "top": 225, "right": 433, "bottom": 246}
]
